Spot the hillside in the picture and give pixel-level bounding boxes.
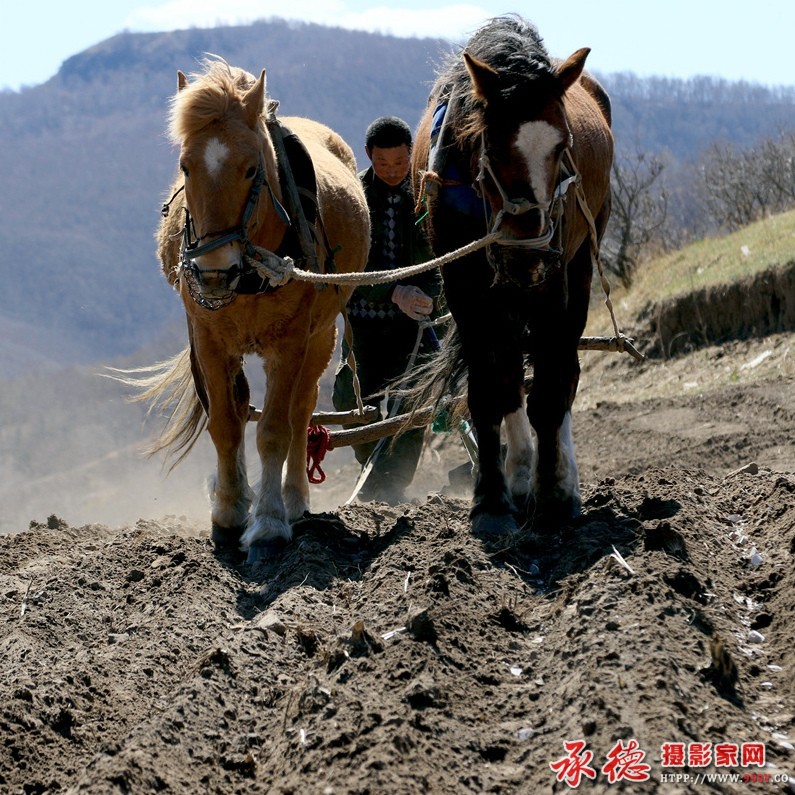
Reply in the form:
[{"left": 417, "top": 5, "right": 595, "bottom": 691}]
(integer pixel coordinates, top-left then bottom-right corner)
[
  {"left": 0, "top": 20, "right": 446, "bottom": 375},
  {"left": 590, "top": 209, "right": 795, "bottom": 359},
  {"left": 2, "top": 18, "right": 795, "bottom": 376}
]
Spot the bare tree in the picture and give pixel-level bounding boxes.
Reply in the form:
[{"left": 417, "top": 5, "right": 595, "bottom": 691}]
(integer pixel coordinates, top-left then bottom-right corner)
[
  {"left": 700, "top": 131, "right": 795, "bottom": 230},
  {"left": 602, "top": 149, "right": 668, "bottom": 288},
  {"left": 756, "top": 133, "right": 795, "bottom": 207}
]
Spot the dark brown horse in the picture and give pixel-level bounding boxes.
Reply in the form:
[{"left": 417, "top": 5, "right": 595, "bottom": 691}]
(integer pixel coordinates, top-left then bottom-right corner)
[{"left": 412, "top": 16, "right": 613, "bottom": 534}]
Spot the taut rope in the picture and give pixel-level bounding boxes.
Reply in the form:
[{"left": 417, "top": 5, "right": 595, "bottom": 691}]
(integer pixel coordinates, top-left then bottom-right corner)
[
  {"left": 247, "top": 150, "right": 643, "bottom": 360},
  {"left": 263, "top": 232, "right": 501, "bottom": 287},
  {"left": 563, "top": 149, "right": 640, "bottom": 358}
]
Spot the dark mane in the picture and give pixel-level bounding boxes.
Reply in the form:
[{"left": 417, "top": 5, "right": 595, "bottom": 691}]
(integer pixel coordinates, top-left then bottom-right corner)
[{"left": 434, "top": 15, "right": 557, "bottom": 147}]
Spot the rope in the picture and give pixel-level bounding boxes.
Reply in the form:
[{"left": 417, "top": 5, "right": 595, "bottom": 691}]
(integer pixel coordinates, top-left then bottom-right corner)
[
  {"left": 306, "top": 424, "right": 332, "bottom": 484},
  {"left": 561, "top": 149, "right": 639, "bottom": 358},
  {"left": 340, "top": 301, "right": 365, "bottom": 416},
  {"left": 284, "top": 232, "right": 501, "bottom": 286},
  {"left": 246, "top": 149, "right": 642, "bottom": 361}
]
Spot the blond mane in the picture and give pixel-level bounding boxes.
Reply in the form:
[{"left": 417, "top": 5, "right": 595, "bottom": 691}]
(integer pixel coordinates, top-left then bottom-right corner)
[{"left": 168, "top": 57, "right": 275, "bottom": 143}]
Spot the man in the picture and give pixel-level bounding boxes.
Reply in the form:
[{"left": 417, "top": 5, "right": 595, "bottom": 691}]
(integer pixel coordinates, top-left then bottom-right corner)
[{"left": 333, "top": 116, "right": 442, "bottom": 505}]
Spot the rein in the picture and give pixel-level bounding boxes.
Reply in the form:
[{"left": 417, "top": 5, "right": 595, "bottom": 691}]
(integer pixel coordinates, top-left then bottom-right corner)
[{"left": 276, "top": 146, "right": 643, "bottom": 361}]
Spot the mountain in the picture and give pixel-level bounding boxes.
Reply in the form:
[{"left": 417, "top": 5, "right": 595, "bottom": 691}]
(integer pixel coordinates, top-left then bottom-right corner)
[
  {"left": 0, "top": 19, "right": 447, "bottom": 376},
  {"left": 2, "top": 19, "right": 795, "bottom": 377},
  {"left": 604, "top": 72, "right": 795, "bottom": 155}
]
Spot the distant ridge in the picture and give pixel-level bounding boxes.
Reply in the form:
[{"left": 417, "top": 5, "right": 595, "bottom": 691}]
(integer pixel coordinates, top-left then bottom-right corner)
[{"left": 1, "top": 18, "right": 794, "bottom": 376}]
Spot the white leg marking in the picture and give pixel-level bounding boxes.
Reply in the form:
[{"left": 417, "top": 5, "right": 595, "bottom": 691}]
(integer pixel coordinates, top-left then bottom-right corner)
[
  {"left": 283, "top": 482, "right": 310, "bottom": 523},
  {"left": 208, "top": 447, "right": 251, "bottom": 529},
  {"left": 284, "top": 429, "right": 311, "bottom": 521},
  {"left": 514, "top": 120, "right": 565, "bottom": 204},
  {"left": 241, "top": 454, "right": 292, "bottom": 547},
  {"left": 203, "top": 137, "right": 230, "bottom": 180},
  {"left": 555, "top": 411, "right": 581, "bottom": 504},
  {"left": 504, "top": 406, "right": 535, "bottom": 501}
]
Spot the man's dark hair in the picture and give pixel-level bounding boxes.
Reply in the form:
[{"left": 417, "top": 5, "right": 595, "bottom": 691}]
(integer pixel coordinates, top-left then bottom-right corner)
[{"left": 365, "top": 116, "right": 412, "bottom": 151}]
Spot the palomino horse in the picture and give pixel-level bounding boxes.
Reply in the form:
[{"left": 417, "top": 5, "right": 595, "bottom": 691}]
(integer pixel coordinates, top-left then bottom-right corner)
[
  {"left": 412, "top": 16, "right": 613, "bottom": 533},
  {"left": 147, "top": 59, "right": 369, "bottom": 560}
]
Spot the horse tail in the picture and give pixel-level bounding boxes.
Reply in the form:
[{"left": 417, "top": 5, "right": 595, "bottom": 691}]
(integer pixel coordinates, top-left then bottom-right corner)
[
  {"left": 400, "top": 322, "right": 469, "bottom": 429},
  {"left": 105, "top": 347, "right": 206, "bottom": 468}
]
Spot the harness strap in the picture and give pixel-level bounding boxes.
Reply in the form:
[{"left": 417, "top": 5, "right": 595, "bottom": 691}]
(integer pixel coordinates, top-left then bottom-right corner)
[
  {"left": 340, "top": 298, "right": 365, "bottom": 416},
  {"left": 428, "top": 87, "right": 455, "bottom": 176},
  {"left": 161, "top": 184, "right": 184, "bottom": 218},
  {"left": 266, "top": 119, "right": 321, "bottom": 276},
  {"left": 563, "top": 149, "right": 626, "bottom": 352},
  {"left": 265, "top": 180, "right": 291, "bottom": 225}
]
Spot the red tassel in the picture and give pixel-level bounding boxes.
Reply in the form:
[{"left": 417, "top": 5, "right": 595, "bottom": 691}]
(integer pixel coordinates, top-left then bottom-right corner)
[{"left": 306, "top": 424, "right": 332, "bottom": 484}]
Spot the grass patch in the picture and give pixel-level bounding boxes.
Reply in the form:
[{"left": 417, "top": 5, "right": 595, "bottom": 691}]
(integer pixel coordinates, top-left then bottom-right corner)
[{"left": 588, "top": 209, "right": 795, "bottom": 335}]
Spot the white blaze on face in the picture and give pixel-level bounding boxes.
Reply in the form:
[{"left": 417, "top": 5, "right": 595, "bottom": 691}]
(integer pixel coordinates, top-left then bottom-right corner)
[
  {"left": 203, "top": 137, "right": 230, "bottom": 180},
  {"left": 514, "top": 120, "right": 565, "bottom": 204}
]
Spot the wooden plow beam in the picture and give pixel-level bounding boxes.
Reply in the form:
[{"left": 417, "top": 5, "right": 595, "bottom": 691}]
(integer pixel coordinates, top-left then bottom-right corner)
[
  {"left": 246, "top": 402, "right": 436, "bottom": 449},
  {"left": 246, "top": 405, "right": 380, "bottom": 426},
  {"left": 246, "top": 335, "right": 643, "bottom": 449}
]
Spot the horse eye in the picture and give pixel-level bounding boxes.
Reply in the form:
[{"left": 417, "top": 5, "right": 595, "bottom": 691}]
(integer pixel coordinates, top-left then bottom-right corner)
[
  {"left": 180, "top": 162, "right": 189, "bottom": 178},
  {"left": 245, "top": 166, "right": 257, "bottom": 179}
]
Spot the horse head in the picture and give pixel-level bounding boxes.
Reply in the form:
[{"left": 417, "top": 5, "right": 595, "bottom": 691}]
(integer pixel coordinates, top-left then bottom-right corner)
[
  {"left": 462, "top": 46, "right": 590, "bottom": 276},
  {"left": 169, "top": 61, "right": 284, "bottom": 297}
]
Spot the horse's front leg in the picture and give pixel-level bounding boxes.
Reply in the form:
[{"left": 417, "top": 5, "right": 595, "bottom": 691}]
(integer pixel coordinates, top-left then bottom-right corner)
[
  {"left": 527, "top": 248, "right": 594, "bottom": 521},
  {"left": 240, "top": 327, "right": 309, "bottom": 554},
  {"left": 504, "top": 392, "right": 536, "bottom": 510},
  {"left": 282, "top": 324, "right": 336, "bottom": 523},
  {"left": 199, "top": 347, "right": 251, "bottom": 547},
  {"left": 527, "top": 344, "right": 581, "bottom": 520},
  {"left": 466, "top": 340, "right": 525, "bottom": 536}
]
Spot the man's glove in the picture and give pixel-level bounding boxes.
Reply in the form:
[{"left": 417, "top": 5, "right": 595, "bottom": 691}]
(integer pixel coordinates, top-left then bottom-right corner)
[{"left": 392, "top": 285, "right": 433, "bottom": 321}]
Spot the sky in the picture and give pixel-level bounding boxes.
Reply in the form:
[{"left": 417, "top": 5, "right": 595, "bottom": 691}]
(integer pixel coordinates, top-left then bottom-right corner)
[{"left": 1, "top": 1, "right": 793, "bottom": 92}]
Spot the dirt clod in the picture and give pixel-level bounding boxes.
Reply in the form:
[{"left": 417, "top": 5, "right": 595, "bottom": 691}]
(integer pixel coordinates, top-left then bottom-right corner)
[{"left": 1, "top": 334, "right": 793, "bottom": 793}]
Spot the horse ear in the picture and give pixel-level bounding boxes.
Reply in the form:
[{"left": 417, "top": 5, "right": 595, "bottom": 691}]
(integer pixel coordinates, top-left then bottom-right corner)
[
  {"left": 556, "top": 48, "right": 590, "bottom": 93},
  {"left": 177, "top": 71, "right": 189, "bottom": 92},
  {"left": 243, "top": 69, "right": 267, "bottom": 127},
  {"left": 464, "top": 52, "right": 501, "bottom": 104}
]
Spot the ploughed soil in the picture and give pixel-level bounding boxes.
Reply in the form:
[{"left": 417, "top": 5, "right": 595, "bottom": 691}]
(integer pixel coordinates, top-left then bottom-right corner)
[{"left": 2, "top": 301, "right": 794, "bottom": 792}]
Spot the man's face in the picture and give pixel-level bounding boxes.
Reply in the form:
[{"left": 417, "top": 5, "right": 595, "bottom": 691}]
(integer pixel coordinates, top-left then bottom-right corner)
[{"left": 367, "top": 144, "right": 411, "bottom": 187}]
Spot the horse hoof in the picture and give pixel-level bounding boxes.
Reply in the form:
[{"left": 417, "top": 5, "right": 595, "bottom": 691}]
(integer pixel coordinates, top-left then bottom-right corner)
[
  {"left": 471, "top": 512, "right": 518, "bottom": 538},
  {"left": 246, "top": 538, "right": 287, "bottom": 564},
  {"left": 211, "top": 524, "right": 245, "bottom": 549}
]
